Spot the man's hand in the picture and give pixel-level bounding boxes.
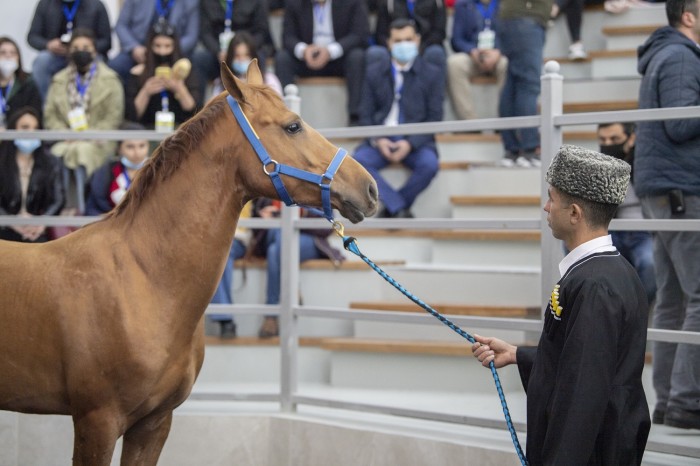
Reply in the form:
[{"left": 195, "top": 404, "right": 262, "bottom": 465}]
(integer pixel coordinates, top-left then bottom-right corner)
[
  {"left": 478, "top": 49, "right": 501, "bottom": 73},
  {"left": 47, "top": 38, "right": 68, "bottom": 56},
  {"left": 304, "top": 45, "right": 330, "bottom": 70},
  {"left": 387, "top": 139, "right": 411, "bottom": 162},
  {"left": 471, "top": 334, "right": 518, "bottom": 368}
]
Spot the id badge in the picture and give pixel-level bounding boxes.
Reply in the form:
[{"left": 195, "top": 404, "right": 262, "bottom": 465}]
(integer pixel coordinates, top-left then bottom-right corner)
[
  {"left": 155, "top": 110, "right": 175, "bottom": 133},
  {"left": 477, "top": 28, "right": 495, "bottom": 50},
  {"left": 219, "top": 30, "right": 235, "bottom": 52},
  {"left": 68, "top": 107, "right": 88, "bottom": 131},
  {"left": 60, "top": 32, "right": 73, "bottom": 45}
]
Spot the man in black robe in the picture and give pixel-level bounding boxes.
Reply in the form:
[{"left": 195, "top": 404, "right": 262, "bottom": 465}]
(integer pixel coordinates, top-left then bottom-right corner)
[{"left": 472, "top": 144, "right": 651, "bottom": 465}]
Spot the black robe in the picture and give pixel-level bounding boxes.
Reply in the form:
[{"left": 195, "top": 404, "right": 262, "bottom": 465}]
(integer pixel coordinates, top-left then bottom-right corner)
[{"left": 517, "top": 251, "right": 651, "bottom": 465}]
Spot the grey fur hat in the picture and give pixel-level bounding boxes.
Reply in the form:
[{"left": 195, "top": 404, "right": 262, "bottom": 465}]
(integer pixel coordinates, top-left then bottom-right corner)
[{"left": 545, "top": 145, "right": 631, "bottom": 205}]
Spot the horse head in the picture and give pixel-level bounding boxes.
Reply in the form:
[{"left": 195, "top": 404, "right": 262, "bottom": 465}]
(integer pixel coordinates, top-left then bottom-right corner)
[{"left": 219, "top": 61, "right": 378, "bottom": 223}]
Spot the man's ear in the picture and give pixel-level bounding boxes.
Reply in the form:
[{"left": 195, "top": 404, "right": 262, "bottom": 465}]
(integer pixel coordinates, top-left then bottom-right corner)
[
  {"left": 220, "top": 61, "right": 244, "bottom": 102},
  {"left": 570, "top": 202, "right": 584, "bottom": 225}
]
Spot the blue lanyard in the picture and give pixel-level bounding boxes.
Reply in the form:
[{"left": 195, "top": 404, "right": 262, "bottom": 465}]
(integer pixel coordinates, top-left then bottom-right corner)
[
  {"left": 0, "top": 81, "right": 13, "bottom": 114},
  {"left": 62, "top": 0, "right": 81, "bottom": 31},
  {"left": 75, "top": 63, "right": 96, "bottom": 98},
  {"left": 156, "top": 0, "right": 174, "bottom": 19},
  {"left": 160, "top": 90, "right": 170, "bottom": 112},
  {"left": 224, "top": 0, "right": 233, "bottom": 30},
  {"left": 476, "top": 0, "right": 498, "bottom": 25},
  {"left": 122, "top": 166, "right": 133, "bottom": 188},
  {"left": 313, "top": 2, "right": 326, "bottom": 25},
  {"left": 391, "top": 64, "right": 403, "bottom": 99},
  {"left": 406, "top": 0, "right": 415, "bottom": 18}
]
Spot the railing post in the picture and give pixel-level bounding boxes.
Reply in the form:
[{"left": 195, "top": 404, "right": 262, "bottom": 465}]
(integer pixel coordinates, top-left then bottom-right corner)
[
  {"left": 280, "top": 205, "right": 301, "bottom": 412},
  {"left": 540, "top": 61, "right": 564, "bottom": 313},
  {"left": 283, "top": 84, "right": 301, "bottom": 114}
]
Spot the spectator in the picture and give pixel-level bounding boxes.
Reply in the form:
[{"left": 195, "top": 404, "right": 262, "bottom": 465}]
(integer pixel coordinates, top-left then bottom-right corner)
[
  {"left": 496, "top": 0, "right": 551, "bottom": 167},
  {"left": 597, "top": 122, "right": 656, "bottom": 306},
  {"left": 353, "top": 19, "right": 443, "bottom": 218},
  {"left": 0, "top": 37, "right": 42, "bottom": 128},
  {"left": 635, "top": 0, "right": 700, "bottom": 430},
  {"left": 109, "top": 0, "right": 200, "bottom": 85},
  {"left": 447, "top": 0, "right": 507, "bottom": 120},
  {"left": 27, "top": 0, "right": 111, "bottom": 101},
  {"left": 550, "top": 0, "right": 588, "bottom": 60},
  {"left": 192, "top": 0, "right": 274, "bottom": 100},
  {"left": 44, "top": 28, "right": 124, "bottom": 197},
  {"left": 275, "top": 0, "right": 369, "bottom": 126},
  {"left": 84, "top": 122, "right": 149, "bottom": 216},
  {"left": 251, "top": 199, "right": 345, "bottom": 338},
  {"left": 0, "top": 107, "right": 64, "bottom": 243},
  {"left": 125, "top": 21, "right": 201, "bottom": 131},
  {"left": 473, "top": 145, "right": 650, "bottom": 465},
  {"left": 211, "top": 31, "right": 283, "bottom": 98}
]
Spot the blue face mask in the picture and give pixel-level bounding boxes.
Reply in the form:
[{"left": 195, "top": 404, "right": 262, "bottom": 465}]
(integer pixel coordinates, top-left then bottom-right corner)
[
  {"left": 120, "top": 156, "right": 147, "bottom": 170},
  {"left": 391, "top": 41, "right": 419, "bottom": 64},
  {"left": 14, "top": 139, "right": 42, "bottom": 154},
  {"left": 231, "top": 59, "right": 251, "bottom": 76}
]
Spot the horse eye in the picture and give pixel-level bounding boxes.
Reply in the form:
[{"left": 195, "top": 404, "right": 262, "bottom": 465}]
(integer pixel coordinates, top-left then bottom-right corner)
[{"left": 285, "top": 122, "right": 302, "bottom": 134}]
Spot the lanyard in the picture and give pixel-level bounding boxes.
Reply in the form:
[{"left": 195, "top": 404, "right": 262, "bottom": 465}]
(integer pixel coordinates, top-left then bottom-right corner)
[
  {"left": 223, "top": 0, "right": 233, "bottom": 31},
  {"left": 62, "top": 0, "right": 82, "bottom": 32},
  {"left": 406, "top": 0, "right": 415, "bottom": 18},
  {"left": 156, "top": 0, "right": 174, "bottom": 19},
  {"left": 0, "top": 80, "right": 13, "bottom": 115},
  {"left": 123, "top": 167, "right": 133, "bottom": 188},
  {"left": 313, "top": 1, "right": 326, "bottom": 25},
  {"left": 75, "top": 63, "right": 96, "bottom": 99},
  {"left": 160, "top": 90, "right": 170, "bottom": 112},
  {"left": 476, "top": 0, "right": 498, "bottom": 27}
]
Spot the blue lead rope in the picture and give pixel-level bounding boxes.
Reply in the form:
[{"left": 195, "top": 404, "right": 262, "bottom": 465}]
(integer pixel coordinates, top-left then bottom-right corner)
[{"left": 339, "top": 232, "right": 528, "bottom": 466}]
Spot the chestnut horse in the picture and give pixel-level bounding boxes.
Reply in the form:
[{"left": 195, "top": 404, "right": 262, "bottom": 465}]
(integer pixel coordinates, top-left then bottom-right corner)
[{"left": 0, "top": 62, "right": 378, "bottom": 465}]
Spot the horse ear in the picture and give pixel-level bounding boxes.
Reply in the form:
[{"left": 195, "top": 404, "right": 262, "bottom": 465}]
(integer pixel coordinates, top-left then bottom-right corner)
[
  {"left": 220, "top": 62, "right": 245, "bottom": 102},
  {"left": 246, "top": 58, "right": 264, "bottom": 86}
]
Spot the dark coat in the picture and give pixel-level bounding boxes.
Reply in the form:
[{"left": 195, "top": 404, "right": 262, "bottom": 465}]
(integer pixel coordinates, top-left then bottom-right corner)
[
  {"left": 281, "top": 0, "right": 369, "bottom": 55},
  {"left": 0, "top": 143, "right": 64, "bottom": 217},
  {"left": 375, "top": 0, "right": 447, "bottom": 49},
  {"left": 27, "top": 0, "right": 112, "bottom": 55},
  {"left": 199, "top": 0, "right": 274, "bottom": 58},
  {"left": 517, "top": 251, "right": 650, "bottom": 465},
  {"left": 4, "top": 76, "right": 43, "bottom": 122},
  {"left": 635, "top": 26, "right": 700, "bottom": 197},
  {"left": 358, "top": 53, "right": 444, "bottom": 151}
]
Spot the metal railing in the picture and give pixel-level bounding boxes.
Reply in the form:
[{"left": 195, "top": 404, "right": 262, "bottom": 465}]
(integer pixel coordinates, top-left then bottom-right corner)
[{"left": 2, "top": 62, "right": 700, "bottom": 458}]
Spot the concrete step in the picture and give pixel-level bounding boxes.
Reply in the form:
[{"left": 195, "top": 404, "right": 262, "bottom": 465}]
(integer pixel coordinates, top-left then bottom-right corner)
[
  {"left": 450, "top": 195, "right": 542, "bottom": 220},
  {"left": 431, "top": 230, "right": 542, "bottom": 267},
  {"left": 561, "top": 77, "right": 640, "bottom": 103},
  {"left": 603, "top": 24, "right": 663, "bottom": 51},
  {"left": 590, "top": 49, "right": 639, "bottom": 79}
]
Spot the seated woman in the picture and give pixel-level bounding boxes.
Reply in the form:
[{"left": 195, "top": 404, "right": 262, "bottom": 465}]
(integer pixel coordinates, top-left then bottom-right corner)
[
  {"left": 84, "top": 122, "right": 149, "bottom": 216},
  {"left": 125, "top": 20, "right": 201, "bottom": 131},
  {"left": 0, "top": 107, "right": 64, "bottom": 243},
  {"left": 44, "top": 29, "right": 124, "bottom": 178},
  {"left": 0, "top": 36, "right": 42, "bottom": 128},
  {"left": 211, "top": 30, "right": 282, "bottom": 99}
]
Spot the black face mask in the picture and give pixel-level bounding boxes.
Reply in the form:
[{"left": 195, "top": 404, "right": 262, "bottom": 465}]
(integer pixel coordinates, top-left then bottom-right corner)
[
  {"left": 154, "top": 53, "right": 173, "bottom": 66},
  {"left": 71, "top": 51, "right": 93, "bottom": 71},
  {"left": 599, "top": 138, "right": 628, "bottom": 161}
]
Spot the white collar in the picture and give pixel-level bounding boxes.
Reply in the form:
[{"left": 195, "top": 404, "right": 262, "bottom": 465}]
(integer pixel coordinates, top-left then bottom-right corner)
[{"left": 558, "top": 234, "right": 616, "bottom": 277}]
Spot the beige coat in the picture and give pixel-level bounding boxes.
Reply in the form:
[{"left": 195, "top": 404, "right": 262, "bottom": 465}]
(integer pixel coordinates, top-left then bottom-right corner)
[{"left": 44, "top": 61, "right": 124, "bottom": 175}]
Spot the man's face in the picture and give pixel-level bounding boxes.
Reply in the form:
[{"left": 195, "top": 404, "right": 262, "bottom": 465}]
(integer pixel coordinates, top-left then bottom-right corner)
[
  {"left": 544, "top": 186, "right": 572, "bottom": 241},
  {"left": 597, "top": 123, "right": 635, "bottom": 157},
  {"left": 388, "top": 26, "right": 420, "bottom": 51}
]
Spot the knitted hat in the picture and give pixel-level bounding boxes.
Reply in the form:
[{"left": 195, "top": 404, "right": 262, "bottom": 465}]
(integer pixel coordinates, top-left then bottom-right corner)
[{"left": 545, "top": 145, "right": 630, "bottom": 205}]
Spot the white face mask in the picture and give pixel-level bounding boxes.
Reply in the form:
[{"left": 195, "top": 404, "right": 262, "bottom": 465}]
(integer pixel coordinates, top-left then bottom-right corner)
[{"left": 0, "top": 59, "right": 18, "bottom": 78}]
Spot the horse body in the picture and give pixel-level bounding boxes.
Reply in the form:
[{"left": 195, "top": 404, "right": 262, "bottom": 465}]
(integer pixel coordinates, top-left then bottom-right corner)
[{"left": 0, "top": 62, "right": 377, "bottom": 465}]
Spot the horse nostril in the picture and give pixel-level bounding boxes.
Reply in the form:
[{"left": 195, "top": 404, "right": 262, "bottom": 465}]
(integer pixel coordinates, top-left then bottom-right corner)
[{"left": 368, "top": 181, "right": 378, "bottom": 203}]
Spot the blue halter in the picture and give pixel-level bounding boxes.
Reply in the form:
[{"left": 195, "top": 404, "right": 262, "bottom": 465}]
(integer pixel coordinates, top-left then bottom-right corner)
[{"left": 227, "top": 95, "right": 347, "bottom": 221}]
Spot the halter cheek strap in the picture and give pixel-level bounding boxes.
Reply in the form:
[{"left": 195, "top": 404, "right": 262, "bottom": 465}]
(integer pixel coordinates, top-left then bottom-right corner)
[{"left": 227, "top": 95, "right": 347, "bottom": 221}]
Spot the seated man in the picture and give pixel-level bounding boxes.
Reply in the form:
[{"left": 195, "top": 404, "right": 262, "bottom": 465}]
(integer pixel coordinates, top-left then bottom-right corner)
[
  {"left": 353, "top": 18, "right": 443, "bottom": 218},
  {"left": 275, "top": 0, "right": 369, "bottom": 125},
  {"left": 597, "top": 122, "right": 656, "bottom": 305}
]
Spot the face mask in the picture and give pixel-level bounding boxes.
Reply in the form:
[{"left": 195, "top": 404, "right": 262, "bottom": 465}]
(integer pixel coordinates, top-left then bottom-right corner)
[
  {"left": 121, "top": 156, "right": 147, "bottom": 170},
  {"left": 600, "top": 139, "right": 628, "bottom": 161},
  {"left": 391, "top": 41, "right": 419, "bottom": 64},
  {"left": 231, "top": 59, "right": 251, "bottom": 76},
  {"left": 0, "top": 59, "right": 18, "bottom": 78},
  {"left": 154, "top": 53, "right": 173, "bottom": 66},
  {"left": 14, "top": 139, "right": 41, "bottom": 154},
  {"left": 71, "top": 51, "right": 93, "bottom": 70}
]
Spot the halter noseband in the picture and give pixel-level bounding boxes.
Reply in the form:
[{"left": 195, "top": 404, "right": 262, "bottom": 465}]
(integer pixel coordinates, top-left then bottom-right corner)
[{"left": 227, "top": 95, "right": 346, "bottom": 221}]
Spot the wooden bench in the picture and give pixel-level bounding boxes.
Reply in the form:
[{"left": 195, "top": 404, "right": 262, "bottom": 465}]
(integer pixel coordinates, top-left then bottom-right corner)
[{"left": 449, "top": 195, "right": 540, "bottom": 206}]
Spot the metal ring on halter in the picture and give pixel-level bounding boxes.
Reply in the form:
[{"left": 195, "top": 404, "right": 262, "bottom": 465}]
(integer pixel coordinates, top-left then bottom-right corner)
[{"left": 263, "top": 160, "right": 279, "bottom": 175}]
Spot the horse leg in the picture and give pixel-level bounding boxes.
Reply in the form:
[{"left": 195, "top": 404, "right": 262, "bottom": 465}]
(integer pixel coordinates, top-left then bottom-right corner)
[
  {"left": 120, "top": 411, "right": 173, "bottom": 466},
  {"left": 72, "top": 410, "right": 122, "bottom": 466}
]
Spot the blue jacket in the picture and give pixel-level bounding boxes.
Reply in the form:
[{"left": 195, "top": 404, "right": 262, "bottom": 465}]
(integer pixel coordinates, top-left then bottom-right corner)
[
  {"left": 115, "top": 0, "right": 200, "bottom": 56},
  {"left": 451, "top": 0, "right": 502, "bottom": 54},
  {"left": 358, "top": 53, "right": 444, "bottom": 151},
  {"left": 635, "top": 26, "right": 700, "bottom": 197}
]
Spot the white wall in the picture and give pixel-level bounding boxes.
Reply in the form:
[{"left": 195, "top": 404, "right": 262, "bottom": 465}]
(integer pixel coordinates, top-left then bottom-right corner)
[{"left": 0, "top": 0, "right": 121, "bottom": 71}]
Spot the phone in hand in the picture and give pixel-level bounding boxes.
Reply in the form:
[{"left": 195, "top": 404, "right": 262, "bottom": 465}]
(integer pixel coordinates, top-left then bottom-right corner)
[{"left": 669, "top": 189, "right": 686, "bottom": 214}]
